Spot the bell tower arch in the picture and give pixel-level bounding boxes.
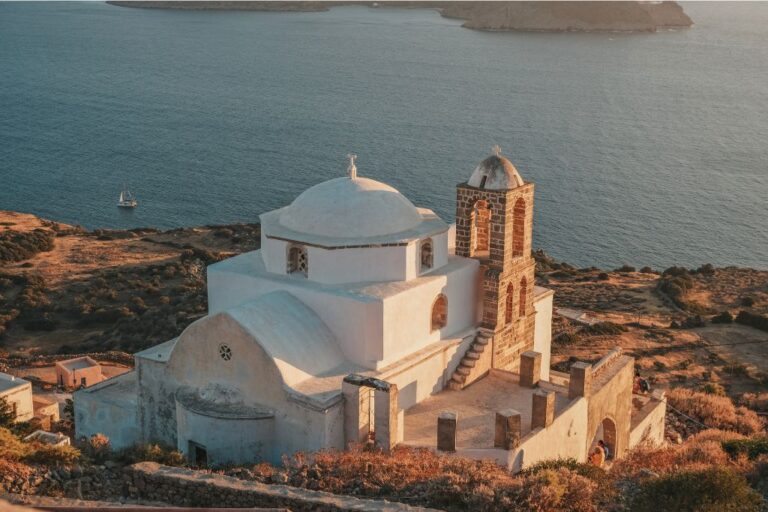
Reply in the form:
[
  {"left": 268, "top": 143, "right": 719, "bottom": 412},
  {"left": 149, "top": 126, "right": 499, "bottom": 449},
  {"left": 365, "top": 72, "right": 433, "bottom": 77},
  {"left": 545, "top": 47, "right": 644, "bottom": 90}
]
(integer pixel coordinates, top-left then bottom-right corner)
[{"left": 455, "top": 147, "right": 536, "bottom": 371}]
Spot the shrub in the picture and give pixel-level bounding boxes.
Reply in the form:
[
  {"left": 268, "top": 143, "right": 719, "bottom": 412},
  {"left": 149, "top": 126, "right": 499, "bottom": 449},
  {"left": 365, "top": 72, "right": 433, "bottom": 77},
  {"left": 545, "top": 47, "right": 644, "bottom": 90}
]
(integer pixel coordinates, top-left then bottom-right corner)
[
  {"left": 556, "top": 332, "right": 581, "bottom": 345},
  {"left": 741, "top": 296, "right": 756, "bottom": 307},
  {"left": 736, "top": 311, "right": 768, "bottom": 333},
  {"left": 696, "top": 263, "right": 716, "bottom": 276},
  {"left": 0, "top": 229, "right": 55, "bottom": 263},
  {"left": 629, "top": 468, "right": 763, "bottom": 512},
  {"left": 0, "top": 428, "right": 26, "bottom": 460},
  {"left": 117, "top": 443, "right": 186, "bottom": 467},
  {"left": 680, "top": 315, "right": 705, "bottom": 328},
  {"left": 722, "top": 438, "right": 768, "bottom": 460},
  {"left": 615, "top": 265, "right": 636, "bottom": 273},
  {"left": 639, "top": 266, "right": 656, "bottom": 274},
  {"left": 83, "top": 433, "right": 111, "bottom": 462},
  {"left": 522, "top": 458, "right": 605, "bottom": 483},
  {"left": 23, "top": 443, "right": 81, "bottom": 465},
  {"left": 596, "top": 272, "right": 610, "bottom": 281},
  {"left": 711, "top": 311, "right": 734, "bottom": 324},
  {"left": 0, "top": 397, "right": 15, "bottom": 428},
  {"left": 518, "top": 467, "right": 597, "bottom": 512},
  {"left": 583, "top": 322, "right": 627, "bottom": 336},
  {"left": 668, "top": 388, "right": 763, "bottom": 435},
  {"left": 701, "top": 383, "right": 727, "bottom": 397}
]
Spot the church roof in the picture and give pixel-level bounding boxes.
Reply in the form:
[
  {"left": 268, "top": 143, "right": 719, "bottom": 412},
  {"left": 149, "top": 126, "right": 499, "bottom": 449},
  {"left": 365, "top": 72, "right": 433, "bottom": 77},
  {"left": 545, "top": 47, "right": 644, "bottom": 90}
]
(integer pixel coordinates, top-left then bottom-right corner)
[
  {"left": 261, "top": 177, "right": 448, "bottom": 248},
  {"left": 226, "top": 291, "right": 361, "bottom": 405},
  {"left": 278, "top": 177, "right": 423, "bottom": 238},
  {"left": 467, "top": 148, "right": 525, "bottom": 190}
]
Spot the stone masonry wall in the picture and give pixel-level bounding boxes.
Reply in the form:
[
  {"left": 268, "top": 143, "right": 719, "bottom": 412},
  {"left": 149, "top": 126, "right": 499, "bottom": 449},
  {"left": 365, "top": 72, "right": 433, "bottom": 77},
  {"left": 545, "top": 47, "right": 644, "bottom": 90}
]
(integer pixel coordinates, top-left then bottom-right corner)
[
  {"left": 455, "top": 182, "right": 536, "bottom": 372},
  {"left": 127, "top": 462, "right": 441, "bottom": 512}
]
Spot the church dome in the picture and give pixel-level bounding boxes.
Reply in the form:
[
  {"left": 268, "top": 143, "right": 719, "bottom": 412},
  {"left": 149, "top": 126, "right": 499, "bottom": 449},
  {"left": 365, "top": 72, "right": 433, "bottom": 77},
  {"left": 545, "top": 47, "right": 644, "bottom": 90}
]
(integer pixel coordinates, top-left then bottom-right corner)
[
  {"left": 278, "top": 176, "right": 423, "bottom": 238},
  {"left": 467, "top": 148, "right": 524, "bottom": 190}
]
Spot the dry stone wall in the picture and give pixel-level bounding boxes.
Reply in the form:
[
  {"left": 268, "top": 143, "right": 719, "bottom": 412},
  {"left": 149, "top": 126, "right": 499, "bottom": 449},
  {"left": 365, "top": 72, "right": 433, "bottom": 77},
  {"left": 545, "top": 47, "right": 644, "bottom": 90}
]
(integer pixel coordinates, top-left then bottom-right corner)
[{"left": 127, "top": 462, "right": 442, "bottom": 512}]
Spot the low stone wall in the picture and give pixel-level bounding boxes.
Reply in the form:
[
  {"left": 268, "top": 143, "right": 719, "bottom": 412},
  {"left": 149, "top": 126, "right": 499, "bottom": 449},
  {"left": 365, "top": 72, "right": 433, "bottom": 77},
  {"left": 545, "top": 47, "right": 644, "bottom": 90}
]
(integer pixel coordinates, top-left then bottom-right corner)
[
  {"left": 1, "top": 351, "right": 134, "bottom": 369},
  {"left": 128, "top": 462, "right": 442, "bottom": 512}
]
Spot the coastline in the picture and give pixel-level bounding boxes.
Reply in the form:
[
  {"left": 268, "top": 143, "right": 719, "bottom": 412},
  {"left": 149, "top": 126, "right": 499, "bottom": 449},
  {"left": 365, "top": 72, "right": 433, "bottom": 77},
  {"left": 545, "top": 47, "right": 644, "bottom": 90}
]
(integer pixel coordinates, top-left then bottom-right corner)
[{"left": 105, "top": 1, "right": 693, "bottom": 33}]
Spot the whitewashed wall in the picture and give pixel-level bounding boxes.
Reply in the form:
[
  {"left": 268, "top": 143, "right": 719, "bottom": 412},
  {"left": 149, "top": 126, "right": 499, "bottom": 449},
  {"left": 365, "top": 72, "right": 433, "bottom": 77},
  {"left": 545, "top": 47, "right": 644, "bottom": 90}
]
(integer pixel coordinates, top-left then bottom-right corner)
[{"left": 533, "top": 289, "right": 554, "bottom": 381}]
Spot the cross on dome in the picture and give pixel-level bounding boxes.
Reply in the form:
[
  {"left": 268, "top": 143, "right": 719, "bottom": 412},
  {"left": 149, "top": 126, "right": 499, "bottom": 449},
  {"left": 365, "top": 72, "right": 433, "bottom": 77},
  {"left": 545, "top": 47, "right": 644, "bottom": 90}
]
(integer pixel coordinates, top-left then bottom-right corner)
[
  {"left": 492, "top": 144, "right": 502, "bottom": 157},
  {"left": 347, "top": 153, "right": 358, "bottom": 180}
]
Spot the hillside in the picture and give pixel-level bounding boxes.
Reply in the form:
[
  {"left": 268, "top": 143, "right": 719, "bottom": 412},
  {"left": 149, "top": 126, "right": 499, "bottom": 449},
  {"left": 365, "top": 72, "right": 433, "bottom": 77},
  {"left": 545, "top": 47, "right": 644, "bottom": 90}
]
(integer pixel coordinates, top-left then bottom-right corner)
[{"left": 1, "top": 210, "right": 767, "bottom": 510}]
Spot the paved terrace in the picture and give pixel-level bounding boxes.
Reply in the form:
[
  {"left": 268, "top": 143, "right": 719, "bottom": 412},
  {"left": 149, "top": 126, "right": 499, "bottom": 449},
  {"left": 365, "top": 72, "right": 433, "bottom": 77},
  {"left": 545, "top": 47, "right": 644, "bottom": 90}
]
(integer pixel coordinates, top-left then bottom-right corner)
[{"left": 403, "top": 371, "right": 570, "bottom": 449}]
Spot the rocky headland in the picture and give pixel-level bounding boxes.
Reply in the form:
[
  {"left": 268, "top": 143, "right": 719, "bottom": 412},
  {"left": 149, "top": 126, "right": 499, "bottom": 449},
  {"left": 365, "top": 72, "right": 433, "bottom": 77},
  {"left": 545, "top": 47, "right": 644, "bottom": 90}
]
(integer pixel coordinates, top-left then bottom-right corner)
[{"left": 106, "top": 1, "right": 693, "bottom": 33}]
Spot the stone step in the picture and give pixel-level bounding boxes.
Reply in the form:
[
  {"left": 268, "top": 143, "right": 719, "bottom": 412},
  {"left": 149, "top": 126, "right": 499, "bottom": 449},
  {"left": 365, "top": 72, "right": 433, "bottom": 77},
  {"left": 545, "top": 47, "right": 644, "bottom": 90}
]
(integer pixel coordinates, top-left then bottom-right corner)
[
  {"left": 475, "top": 336, "right": 490, "bottom": 345},
  {"left": 448, "top": 378, "right": 464, "bottom": 391},
  {"left": 471, "top": 341, "right": 486, "bottom": 352},
  {"left": 461, "top": 359, "right": 476, "bottom": 368},
  {"left": 465, "top": 351, "right": 481, "bottom": 360},
  {"left": 453, "top": 372, "right": 467, "bottom": 383},
  {"left": 456, "top": 366, "right": 471, "bottom": 376},
  {"left": 469, "top": 346, "right": 485, "bottom": 356}
]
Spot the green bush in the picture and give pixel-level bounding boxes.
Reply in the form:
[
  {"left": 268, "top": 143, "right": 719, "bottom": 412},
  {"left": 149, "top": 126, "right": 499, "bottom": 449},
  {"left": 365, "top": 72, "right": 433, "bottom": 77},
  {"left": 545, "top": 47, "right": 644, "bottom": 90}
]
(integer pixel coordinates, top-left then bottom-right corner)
[
  {"left": 711, "top": 311, "right": 734, "bottom": 324},
  {"left": 741, "top": 296, "right": 756, "bottom": 307},
  {"left": 0, "top": 229, "right": 55, "bottom": 263},
  {"left": 521, "top": 458, "right": 605, "bottom": 483},
  {"left": 583, "top": 321, "right": 627, "bottom": 336},
  {"left": 722, "top": 438, "right": 768, "bottom": 460},
  {"left": 117, "top": 443, "right": 186, "bottom": 467},
  {"left": 701, "top": 383, "right": 727, "bottom": 397},
  {"left": 23, "top": 443, "right": 81, "bottom": 465},
  {"left": 630, "top": 468, "right": 763, "bottom": 512},
  {"left": 736, "top": 311, "right": 768, "bottom": 333},
  {"left": 616, "top": 265, "right": 636, "bottom": 273}
]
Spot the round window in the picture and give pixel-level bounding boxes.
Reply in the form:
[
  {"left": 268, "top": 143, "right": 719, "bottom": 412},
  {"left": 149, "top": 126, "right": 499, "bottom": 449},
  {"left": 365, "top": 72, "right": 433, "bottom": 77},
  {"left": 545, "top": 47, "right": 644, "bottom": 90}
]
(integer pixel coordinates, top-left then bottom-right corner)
[{"left": 218, "top": 344, "right": 232, "bottom": 361}]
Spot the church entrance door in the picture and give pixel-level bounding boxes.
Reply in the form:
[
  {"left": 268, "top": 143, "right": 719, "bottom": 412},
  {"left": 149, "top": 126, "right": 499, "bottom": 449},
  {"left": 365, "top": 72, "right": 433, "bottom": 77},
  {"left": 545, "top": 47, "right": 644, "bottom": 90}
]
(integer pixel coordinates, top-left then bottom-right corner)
[{"left": 189, "top": 440, "right": 208, "bottom": 467}]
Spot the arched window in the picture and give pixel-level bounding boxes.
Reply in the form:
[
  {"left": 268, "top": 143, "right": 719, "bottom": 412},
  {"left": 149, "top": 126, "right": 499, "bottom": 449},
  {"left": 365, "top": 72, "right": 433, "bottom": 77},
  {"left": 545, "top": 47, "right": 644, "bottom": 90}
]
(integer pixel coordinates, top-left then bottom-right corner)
[
  {"left": 287, "top": 244, "right": 308, "bottom": 277},
  {"left": 519, "top": 277, "right": 528, "bottom": 317},
  {"left": 513, "top": 198, "right": 526, "bottom": 257},
  {"left": 420, "top": 238, "right": 433, "bottom": 272},
  {"left": 431, "top": 294, "right": 448, "bottom": 332},
  {"left": 505, "top": 282, "right": 514, "bottom": 325},
  {"left": 470, "top": 200, "right": 491, "bottom": 257}
]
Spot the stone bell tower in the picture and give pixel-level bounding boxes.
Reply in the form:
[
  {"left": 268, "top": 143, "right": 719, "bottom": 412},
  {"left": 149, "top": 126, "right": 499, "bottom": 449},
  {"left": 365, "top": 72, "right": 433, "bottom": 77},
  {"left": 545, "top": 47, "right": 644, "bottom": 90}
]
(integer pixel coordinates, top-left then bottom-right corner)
[{"left": 455, "top": 146, "right": 536, "bottom": 371}]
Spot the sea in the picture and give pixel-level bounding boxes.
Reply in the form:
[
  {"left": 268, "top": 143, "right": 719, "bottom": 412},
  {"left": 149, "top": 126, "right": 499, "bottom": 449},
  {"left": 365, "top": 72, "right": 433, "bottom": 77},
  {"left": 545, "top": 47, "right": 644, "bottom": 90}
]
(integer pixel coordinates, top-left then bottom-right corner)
[{"left": 1, "top": 2, "right": 766, "bottom": 270}]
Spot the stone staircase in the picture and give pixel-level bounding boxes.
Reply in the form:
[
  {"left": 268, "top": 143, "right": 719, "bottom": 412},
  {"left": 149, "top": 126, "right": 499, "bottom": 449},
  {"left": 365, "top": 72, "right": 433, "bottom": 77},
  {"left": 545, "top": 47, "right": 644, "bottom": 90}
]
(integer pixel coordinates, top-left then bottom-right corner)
[{"left": 448, "top": 332, "right": 493, "bottom": 391}]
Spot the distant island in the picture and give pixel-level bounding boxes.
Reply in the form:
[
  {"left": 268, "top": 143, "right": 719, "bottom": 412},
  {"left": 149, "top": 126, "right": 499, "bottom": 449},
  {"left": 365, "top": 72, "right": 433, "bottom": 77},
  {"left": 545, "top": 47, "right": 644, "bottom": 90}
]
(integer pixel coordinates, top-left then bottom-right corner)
[{"left": 107, "top": 1, "right": 693, "bottom": 33}]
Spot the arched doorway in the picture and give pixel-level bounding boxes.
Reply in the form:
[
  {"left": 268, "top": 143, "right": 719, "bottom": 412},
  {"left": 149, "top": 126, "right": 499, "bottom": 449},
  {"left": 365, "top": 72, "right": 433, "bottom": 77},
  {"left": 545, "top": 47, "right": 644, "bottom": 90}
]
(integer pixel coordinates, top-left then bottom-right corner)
[{"left": 590, "top": 417, "right": 617, "bottom": 462}]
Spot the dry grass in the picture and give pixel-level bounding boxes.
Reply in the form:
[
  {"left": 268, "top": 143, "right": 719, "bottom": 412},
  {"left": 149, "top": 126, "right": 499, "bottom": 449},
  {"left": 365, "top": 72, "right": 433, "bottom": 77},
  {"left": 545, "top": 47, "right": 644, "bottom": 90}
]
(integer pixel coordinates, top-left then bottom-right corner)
[{"left": 668, "top": 388, "right": 764, "bottom": 435}]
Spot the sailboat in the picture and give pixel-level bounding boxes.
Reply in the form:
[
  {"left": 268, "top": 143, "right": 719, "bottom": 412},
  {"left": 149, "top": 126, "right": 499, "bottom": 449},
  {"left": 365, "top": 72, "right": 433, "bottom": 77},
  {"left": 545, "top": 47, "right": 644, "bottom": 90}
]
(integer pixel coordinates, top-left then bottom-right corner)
[{"left": 117, "top": 185, "right": 138, "bottom": 208}]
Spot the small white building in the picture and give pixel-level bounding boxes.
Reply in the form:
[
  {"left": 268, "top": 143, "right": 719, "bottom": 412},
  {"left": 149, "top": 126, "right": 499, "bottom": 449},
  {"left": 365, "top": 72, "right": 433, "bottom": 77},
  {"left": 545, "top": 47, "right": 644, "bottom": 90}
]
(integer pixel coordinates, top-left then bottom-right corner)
[
  {"left": 76, "top": 150, "right": 662, "bottom": 468},
  {"left": 0, "top": 372, "right": 34, "bottom": 423}
]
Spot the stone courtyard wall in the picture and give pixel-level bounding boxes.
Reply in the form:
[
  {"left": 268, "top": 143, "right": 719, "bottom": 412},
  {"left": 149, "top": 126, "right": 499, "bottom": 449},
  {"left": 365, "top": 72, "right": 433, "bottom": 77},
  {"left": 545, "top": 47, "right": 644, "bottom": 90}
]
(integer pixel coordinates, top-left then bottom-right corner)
[{"left": 127, "top": 462, "right": 441, "bottom": 512}]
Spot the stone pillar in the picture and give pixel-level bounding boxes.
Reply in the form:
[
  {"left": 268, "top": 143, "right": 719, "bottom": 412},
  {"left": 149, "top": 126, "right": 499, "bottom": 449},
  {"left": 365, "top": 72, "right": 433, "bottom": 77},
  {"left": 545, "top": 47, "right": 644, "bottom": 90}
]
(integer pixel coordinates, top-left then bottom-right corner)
[
  {"left": 374, "top": 384, "right": 398, "bottom": 453},
  {"left": 342, "top": 377, "right": 369, "bottom": 447},
  {"left": 437, "top": 411, "right": 458, "bottom": 452},
  {"left": 568, "top": 362, "right": 593, "bottom": 399},
  {"left": 519, "top": 351, "right": 542, "bottom": 388},
  {"left": 531, "top": 389, "right": 555, "bottom": 430},
  {"left": 494, "top": 409, "right": 522, "bottom": 450}
]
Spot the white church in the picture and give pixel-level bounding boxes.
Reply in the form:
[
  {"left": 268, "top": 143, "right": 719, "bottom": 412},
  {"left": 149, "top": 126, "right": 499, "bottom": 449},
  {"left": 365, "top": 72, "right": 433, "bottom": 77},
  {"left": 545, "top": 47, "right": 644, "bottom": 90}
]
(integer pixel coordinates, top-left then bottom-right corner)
[{"left": 76, "top": 149, "right": 665, "bottom": 470}]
